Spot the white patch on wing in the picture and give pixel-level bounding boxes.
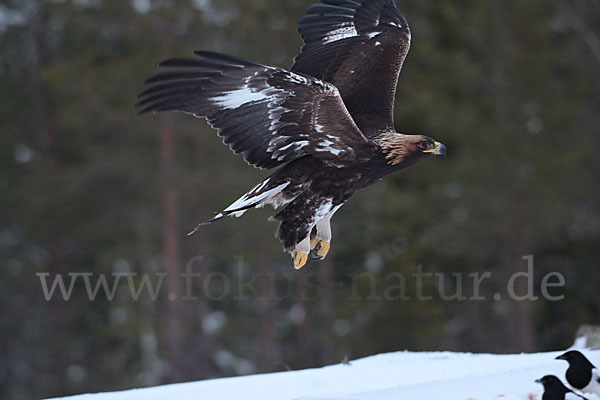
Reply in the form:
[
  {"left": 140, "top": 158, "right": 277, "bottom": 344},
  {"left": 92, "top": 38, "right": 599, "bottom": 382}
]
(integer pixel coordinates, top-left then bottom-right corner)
[
  {"left": 322, "top": 25, "right": 358, "bottom": 44},
  {"left": 224, "top": 182, "right": 290, "bottom": 217},
  {"left": 249, "top": 178, "right": 270, "bottom": 194},
  {"left": 286, "top": 73, "right": 312, "bottom": 85},
  {"left": 211, "top": 84, "right": 268, "bottom": 109},
  {"left": 367, "top": 32, "right": 380, "bottom": 39},
  {"left": 315, "top": 139, "right": 343, "bottom": 156},
  {"left": 317, "top": 148, "right": 342, "bottom": 156},
  {"left": 277, "top": 142, "right": 296, "bottom": 152},
  {"left": 262, "top": 70, "right": 330, "bottom": 162},
  {"left": 388, "top": 21, "right": 406, "bottom": 29},
  {"left": 375, "top": 41, "right": 382, "bottom": 46},
  {"left": 268, "top": 138, "right": 311, "bottom": 161},
  {"left": 268, "top": 103, "right": 291, "bottom": 133}
]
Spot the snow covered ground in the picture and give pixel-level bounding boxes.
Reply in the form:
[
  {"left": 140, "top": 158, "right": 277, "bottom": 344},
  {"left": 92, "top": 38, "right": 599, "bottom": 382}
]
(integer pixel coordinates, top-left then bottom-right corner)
[{"left": 52, "top": 348, "right": 599, "bottom": 400}]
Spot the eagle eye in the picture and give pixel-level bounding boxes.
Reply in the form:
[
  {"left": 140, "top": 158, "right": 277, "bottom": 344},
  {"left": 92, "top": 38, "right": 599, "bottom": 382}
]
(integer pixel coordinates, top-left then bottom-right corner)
[{"left": 418, "top": 141, "right": 432, "bottom": 151}]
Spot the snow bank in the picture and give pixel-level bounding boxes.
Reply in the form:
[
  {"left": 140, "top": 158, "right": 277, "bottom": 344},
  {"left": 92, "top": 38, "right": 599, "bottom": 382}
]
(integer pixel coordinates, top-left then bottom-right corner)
[{"left": 51, "top": 349, "right": 600, "bottom": 400}]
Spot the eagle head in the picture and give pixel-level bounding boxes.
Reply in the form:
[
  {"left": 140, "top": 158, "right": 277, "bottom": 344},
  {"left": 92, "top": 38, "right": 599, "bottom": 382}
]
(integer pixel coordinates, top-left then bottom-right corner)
[{"left": 376, "top": 133, "right": 446, "bottom": 167}]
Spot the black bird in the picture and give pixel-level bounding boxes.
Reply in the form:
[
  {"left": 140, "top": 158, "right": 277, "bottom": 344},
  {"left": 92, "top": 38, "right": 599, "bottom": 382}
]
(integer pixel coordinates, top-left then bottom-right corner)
[
  {"left": 536, "top": 375, "right": 589, "bottom": 400},
  {"left": 137, "top": 0, "right": 447, "bottom": 269},
  {"left": 557, "top": 350, "right": 600, "bottom": 396}
]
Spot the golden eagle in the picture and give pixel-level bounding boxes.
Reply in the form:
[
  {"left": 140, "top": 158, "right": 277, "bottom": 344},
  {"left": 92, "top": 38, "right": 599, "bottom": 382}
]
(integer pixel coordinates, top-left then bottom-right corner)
[{"left": 137, "top": 0, "right": 446, "bottom": 269}]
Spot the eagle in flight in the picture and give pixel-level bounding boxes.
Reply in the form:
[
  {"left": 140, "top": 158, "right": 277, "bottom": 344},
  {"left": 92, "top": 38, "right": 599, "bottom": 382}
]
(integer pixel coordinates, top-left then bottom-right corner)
[{"left": 137, "top": 0, "right": 447, "bottom": 269}]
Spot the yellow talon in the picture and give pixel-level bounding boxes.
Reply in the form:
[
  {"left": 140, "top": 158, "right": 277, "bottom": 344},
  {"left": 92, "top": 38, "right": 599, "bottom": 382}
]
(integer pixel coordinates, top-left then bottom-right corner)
[
  {"left": 291, "top": 250, "right": 309, "bottom": 270},
  {"left": 310, "top": 239, "right": 331, "bottom": 260},
  {"left": 310, "top": 238, "right": 320, "bottom": 249},
  {"left": 316, "top": 241, "right": 331, "bottom": 259}
]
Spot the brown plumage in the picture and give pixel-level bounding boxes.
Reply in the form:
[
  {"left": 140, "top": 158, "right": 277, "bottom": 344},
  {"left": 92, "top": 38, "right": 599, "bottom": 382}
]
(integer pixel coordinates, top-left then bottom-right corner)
[{"left": 136, "top": 0, "right": 447, "bottom": 269}]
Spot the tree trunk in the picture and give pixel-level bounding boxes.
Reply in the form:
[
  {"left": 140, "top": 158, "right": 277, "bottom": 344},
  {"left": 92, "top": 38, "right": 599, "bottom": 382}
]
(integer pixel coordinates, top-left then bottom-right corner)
[
  {"left": 154, "top": 11, "right": 183, "bottom": 379},
  {"left": 159, "top": 108, "right": 184, "bottom": 382},
  {"left": 258, "top": 255, "right": 276, "bottom": 372},
  {"left": 492, "top": 0, "right": 536, "bottom": 353},
  {"left": 319, "top": 259, "right": 336, "bottom": 365},
  {"left": 33, "top": 0, "right": 67, "bottom": 393},
  {"left": 295, "top": 269, "right": 312, "bottom": 368}
]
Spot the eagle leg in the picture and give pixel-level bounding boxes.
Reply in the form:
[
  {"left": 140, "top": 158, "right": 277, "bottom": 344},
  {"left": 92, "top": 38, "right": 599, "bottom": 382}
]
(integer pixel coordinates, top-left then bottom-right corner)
[
  {"left": 291, "top": 249, "right": 309, "bottom": 270},
  {"left": 308, "top": 204, "right": 342, "bottom": 261},
  {"left": 274, "top": 196, "right": 342, "bottom": 269},
  {"left": 291, "top": 235, "right": 311, "bottom": 269}
]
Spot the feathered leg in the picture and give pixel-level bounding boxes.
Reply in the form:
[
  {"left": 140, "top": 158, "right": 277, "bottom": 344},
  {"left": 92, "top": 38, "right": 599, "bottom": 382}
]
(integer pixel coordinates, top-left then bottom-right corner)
[
  {"left": 272, "top": 195, "right": 335, "bottom": 269},
  {"left": 310, "top": 204, "right": 342, "bottom": 261}
]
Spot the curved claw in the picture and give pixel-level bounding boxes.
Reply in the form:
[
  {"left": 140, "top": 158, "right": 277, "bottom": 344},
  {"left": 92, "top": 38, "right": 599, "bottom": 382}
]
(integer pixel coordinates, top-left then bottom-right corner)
[
  {"left": 309, "top": 239, "right": 330, "bottom": 261},
  {"left": 291, "top": 250, "right": 309, "bottom": 270},
  {"left": 310, "top": 238, "right": 320, "bottom": 260},
  {"left": 310, "top": 238, "right": 320, "bottom": 250}
]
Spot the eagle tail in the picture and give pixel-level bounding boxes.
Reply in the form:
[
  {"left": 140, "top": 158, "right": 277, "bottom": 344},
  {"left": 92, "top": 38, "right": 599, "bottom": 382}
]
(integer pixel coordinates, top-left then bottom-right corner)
[
  {"left": 187, "top": 203, "right": 259, "bottom": 236},
  {"left": 188, "top": 179, "right": 292, "bottom": 236}
]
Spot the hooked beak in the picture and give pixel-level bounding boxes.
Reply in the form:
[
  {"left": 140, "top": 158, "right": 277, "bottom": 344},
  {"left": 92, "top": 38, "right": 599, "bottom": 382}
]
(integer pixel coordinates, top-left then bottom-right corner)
[{"left": 424, "top": 141, "right": 447, "bottom": 157}]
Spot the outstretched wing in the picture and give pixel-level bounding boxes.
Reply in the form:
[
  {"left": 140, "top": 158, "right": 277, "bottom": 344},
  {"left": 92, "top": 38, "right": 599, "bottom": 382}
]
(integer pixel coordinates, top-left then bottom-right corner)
[
  {"left": 137, "top": 51, "right": 371, "bottom": 170},
  {"left": 292, "top": 0, "right": 411, "bottom": 135}
]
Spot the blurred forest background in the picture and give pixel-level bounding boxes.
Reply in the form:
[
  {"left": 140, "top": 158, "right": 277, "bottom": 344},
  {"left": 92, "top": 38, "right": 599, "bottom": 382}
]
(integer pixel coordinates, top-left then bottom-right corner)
[{"left": 1, "top": 0, "right": 599, "bottom": 398}]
